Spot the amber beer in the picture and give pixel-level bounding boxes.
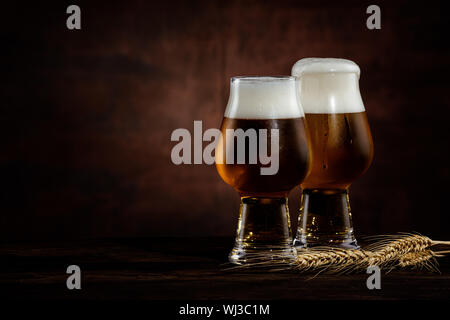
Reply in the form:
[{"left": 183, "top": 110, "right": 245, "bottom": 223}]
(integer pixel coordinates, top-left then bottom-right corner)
[
  {"left": 215, "top": 76, "right": 311, "bottom": 264},
  {"left": 302, "top": 112, "right": 373, "bottom": 190},
  {"left": 292, "top": 58, "right": 374, "bottom": 248}
]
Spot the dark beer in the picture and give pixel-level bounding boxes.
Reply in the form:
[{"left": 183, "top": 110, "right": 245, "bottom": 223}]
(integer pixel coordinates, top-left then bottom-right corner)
[{"left": 216, "top": 117, "right": 310, "bottom": 197}]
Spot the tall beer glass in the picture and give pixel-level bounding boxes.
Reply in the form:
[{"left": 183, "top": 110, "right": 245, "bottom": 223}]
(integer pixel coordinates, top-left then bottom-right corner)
[
  {"left": 216, "top": 77, "right": 311, "bottom": 264},
  {"left": 292, "top": 58, "right": 374, "bottom": 249}
]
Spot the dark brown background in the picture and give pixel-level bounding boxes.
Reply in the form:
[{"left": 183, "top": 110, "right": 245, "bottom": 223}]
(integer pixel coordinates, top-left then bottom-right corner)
[{"left": 1, "top": 0, "right": 449, "bottom": 242}]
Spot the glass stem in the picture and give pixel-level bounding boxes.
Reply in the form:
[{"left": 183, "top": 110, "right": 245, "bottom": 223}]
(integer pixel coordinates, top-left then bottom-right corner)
[
  {"left": 294, "top": 189, "right": 359, "bottom": 249},
  {"left": 229, "top": 197, "right": 296, "bottom": 264}
]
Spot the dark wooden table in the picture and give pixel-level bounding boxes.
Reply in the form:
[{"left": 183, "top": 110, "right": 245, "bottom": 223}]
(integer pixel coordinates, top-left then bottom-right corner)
[{"left": 1, "top": 237, "right": 449, "bottom": 301}]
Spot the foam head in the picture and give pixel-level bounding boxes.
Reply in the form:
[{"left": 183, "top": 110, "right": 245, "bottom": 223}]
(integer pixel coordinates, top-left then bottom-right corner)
[
  {"left": 224, "top": 77, "right": 304, "bottom": 119},
  {"left": 291, "top": 58, "right": 365, "bottom": 114}
]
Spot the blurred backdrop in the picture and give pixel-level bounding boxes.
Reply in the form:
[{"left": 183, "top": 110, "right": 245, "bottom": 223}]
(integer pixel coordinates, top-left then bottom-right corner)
[{"left": 1, "top": 0, "right": 449, "bottom": 241}]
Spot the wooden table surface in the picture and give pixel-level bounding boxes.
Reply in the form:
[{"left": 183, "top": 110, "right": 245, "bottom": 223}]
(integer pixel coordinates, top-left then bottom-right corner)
[{"left": 1, "top": 237, "right": 449, "bottom": 301}]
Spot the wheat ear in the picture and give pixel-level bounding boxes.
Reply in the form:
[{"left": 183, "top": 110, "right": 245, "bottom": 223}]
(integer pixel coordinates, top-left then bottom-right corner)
[
  {"left": 295, "top": 248, "right": 370, "bottom": 272},
  {"left": 362, "top": 234, "right": 432, "bottom": 268},
  {"left": 397, "top": 250, "right": 440, "bottom": 273},
  {"left": 223, "top": 233, "right": 449, "bottom": 273}
]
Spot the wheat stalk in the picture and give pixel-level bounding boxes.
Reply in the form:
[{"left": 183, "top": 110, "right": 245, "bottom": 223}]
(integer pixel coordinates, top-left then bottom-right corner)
[
  {"left": 295, "top": 248, "right": 370, "bottom": 273},
  {"left": 293, "top": 234, "right": 437, "bottom": 273},
  {"left": 363, "top": 234, "right": 432, "bottom": 268},
  {"left": 226, "top": 233, "right": 450, "bottom": 274}
]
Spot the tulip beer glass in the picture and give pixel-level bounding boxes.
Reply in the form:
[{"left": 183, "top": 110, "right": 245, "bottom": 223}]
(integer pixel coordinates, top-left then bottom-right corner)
[
  {"left": 216, "top": 76, "right": 311, "bottom": 264},
  {"left": 292, "top": 58, "right": 374, "bottom": 249}
]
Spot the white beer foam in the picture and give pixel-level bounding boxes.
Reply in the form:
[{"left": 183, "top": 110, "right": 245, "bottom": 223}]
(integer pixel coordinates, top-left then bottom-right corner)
[
  {"left": 224, "top": 77, "right": 304, "bottom": 119},
  {"left": 292, "top": 58, "right": 360, "bottom": 78},
  {"left": 291, "top": 58, "right": 365, "bottom": 114}
]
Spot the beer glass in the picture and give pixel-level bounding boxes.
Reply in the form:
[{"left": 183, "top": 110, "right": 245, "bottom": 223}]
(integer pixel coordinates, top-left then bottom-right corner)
[
  {"left": 216, "top": 76, "right": 311, "bottom": 264},
  {"left": 292, "top": 58, "right": 374, "bottom": 249}
]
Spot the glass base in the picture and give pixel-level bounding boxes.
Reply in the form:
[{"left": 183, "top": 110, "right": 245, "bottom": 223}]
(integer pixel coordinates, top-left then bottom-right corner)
[
  {"left": 294, "top": 189, "right": 360, "bottom": 249},
  {"left": 229, "top": 197, "right": 296, "bottom": 265},
  {"left": 293, "top": 235, "right": 359, "bottom": 249},
  {"left": 229, "top": 246, "right": 297, "bottom": 265}
]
